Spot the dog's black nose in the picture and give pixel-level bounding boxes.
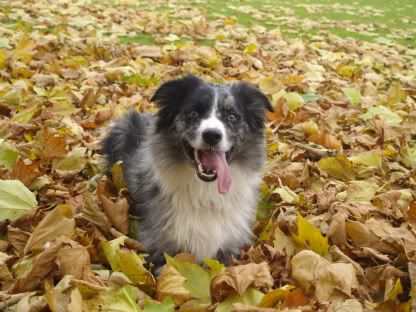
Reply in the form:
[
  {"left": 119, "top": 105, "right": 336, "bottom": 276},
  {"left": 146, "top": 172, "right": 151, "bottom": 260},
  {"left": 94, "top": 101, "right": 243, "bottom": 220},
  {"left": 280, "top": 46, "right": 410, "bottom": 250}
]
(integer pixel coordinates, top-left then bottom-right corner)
[{"left": 202, "top": 128, "right": 222, "bottom": 145}]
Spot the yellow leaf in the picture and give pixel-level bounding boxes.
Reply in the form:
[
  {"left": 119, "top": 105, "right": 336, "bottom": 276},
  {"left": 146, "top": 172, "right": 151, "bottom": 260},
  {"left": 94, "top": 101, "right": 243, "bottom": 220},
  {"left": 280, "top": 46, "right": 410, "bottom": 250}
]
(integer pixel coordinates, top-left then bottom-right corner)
[
  {"left": 258, "top": 284, "right": 295, "bottom": 308},
  {"left": 291, "top": 213, "right": 329, "bottom": 255},
  {"left": 349, "top": 151, "right": 382, "bottom": 169},
  {"left": 302, "top": 121, "right": 319, "bottom": 135},
  {"left": 224, "top": 18, "right": 237, "bottom": 25},
  {"left": 258, "top": 77, "right": 281, "bottom": 95},
  {"left": 272, "top": 186, "right": 299, "bottom": 204},
  {"left": 387, "top": 278, "right": 403, "bottom": 301},
  {"left": 0, "top": 50, "right": 8, "bottom": 69},
  {"left": 13, "top": 33, "right": 35, "bottom": 64},
  {"left": 284, "top": 92, "right": 304, "bottom": 111},
  {"left": 244, "top": 43, "right": 257, "bottom": 55},
  {"left": 386, "top": 82, "right": 406, "bottom": 107},
  {"left": 318, "top": 155, "right": 356, "bottom": 181}
]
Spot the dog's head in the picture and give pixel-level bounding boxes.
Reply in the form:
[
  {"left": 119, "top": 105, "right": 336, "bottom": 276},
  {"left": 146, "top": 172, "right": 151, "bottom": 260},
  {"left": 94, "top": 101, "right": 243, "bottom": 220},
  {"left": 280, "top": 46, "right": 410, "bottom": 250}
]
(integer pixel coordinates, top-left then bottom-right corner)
[{"left": 151, "top": 75, "right": 273, "bottom": 194}]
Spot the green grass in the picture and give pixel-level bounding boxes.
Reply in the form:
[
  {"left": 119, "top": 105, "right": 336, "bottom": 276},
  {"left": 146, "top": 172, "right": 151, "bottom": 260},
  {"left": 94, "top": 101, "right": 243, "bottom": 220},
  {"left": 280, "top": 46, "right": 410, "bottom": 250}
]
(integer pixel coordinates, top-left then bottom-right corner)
[{"left": 136, "top": 0, "right": 416, "bottom": 47}]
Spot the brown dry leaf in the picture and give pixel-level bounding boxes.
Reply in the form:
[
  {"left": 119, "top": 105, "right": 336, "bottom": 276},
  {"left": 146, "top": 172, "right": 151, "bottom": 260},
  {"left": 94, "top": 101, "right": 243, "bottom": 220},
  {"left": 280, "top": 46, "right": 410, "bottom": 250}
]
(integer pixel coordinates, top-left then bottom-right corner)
[
  {"left": 346, "top": 220, "right": 398, "bottom": 255},
  {"left": 95, "top": 109, "right": 113, "bottom": 124},
  {"left": 0, "top": 240, "right": 8, "bottom": 252},
  {"left": 10, "top": 159, "right": 43, "bottom": 186},
  {"left": 24, "top": 205, "right": 75, "bottom": 254},
  {"left": 210, "top": 262, "right": 273, "bottom": 302},
  {"left": 157, "top": 263, "right": 194, "bottom": 305},
  {"left": 35, "top": 128, "right": 68, "bottom": 161},
  {"left": 79, "top": 192, "right": 113, "bottom": 236},
  {"left": 291, "top": 250, "right": 359, "bottom": 301},
  {"left": 96, "top": 177, "right": 129, "bottom": 234},
  {"left": 14, "top": 293, "right": 47, "bottom": 312},
  {"left": 267, "top": 97, "right": 289, "bottom": 122},
  {"left": 11, "top": 240, "right": 65, "bottom": 293},
  {"left": 308, "top": 131, "right": 341, "bottom": 150},
  {"left": 281, "top": 288, "right": 309, "bottom": 308},
  {"left": 55, "top": 244, "right": 90, "bottom": 279},
  {"left": 132, "top": 46, "right": 163, "bottom": 58},
  {"left": 409, "top": 262, "right": 416, "bottom": 306},
  {"left": 7, "top": 226, "right": 31, "bottom": 255},
  {"left": 80, "top": 88, "right": 96, "bottom": 108},
  {"left": 11, "top": 208, "right": 46, "bottom": 232},
  {"left": 44, "top": 280, "right": 70, "bottom": 312},
  {"left": 327, "top": 211, "right": 348, "bottom": 247},
  {"left": 329, "top": 299, "right": 363, "bottom": 312},
  {"left": 408, "top": 201, "right": 416, "bottom": 223}
]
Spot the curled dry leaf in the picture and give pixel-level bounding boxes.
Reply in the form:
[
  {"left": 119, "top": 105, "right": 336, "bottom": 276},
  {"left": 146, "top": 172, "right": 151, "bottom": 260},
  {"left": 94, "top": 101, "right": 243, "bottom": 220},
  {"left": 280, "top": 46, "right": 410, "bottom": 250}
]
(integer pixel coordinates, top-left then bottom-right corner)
[
  {"left": 24, "top": 205, "right": 75, "bottom": 254},
  {"left": 157, "top": 263, "right": 194, "bottom": 305},
  {"left": 34, "top": 127, "right": 68, "bottom": 161},
  {"left": 7, "top": 226, "right": 31, "bottom": 256},
  {"left": 291, "top": 250, "right": 359, "bottom": 301},
  {"left": 210, "top": 262, "right": 273, "bottom": 303},
  {"left": 10, "top": 159, "right": 43, "bottom": 186},
  {"left": 327, "top": 211, "right": 348, "bottom": 247},
  {"left": 11, "top": 240, "right": 65, "bottom": 293},
  {"left": 308, "top": 131, "right": 341, "bottom": 150},
  {"left": 79, "top": 192, "right": 113, "bottom": 236},
  {"left": 55, "top": 244, "right": 90, "bottom": 279},
  {"left": 97, "top": 177, "right": 129, "bottom": 234}
]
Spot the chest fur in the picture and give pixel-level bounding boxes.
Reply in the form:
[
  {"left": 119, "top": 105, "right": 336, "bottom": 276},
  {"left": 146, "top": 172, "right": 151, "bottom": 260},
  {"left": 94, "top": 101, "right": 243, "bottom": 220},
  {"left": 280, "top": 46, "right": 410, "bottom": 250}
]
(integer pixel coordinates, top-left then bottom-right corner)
[{"left": 157, "top": 165, "right": 260, "bottom": 260}]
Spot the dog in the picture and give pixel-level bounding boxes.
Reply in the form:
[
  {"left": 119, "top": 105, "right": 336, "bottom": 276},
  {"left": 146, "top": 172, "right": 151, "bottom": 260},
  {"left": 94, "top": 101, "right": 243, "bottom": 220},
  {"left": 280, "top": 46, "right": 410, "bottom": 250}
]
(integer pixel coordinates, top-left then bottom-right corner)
[{"left": 102, "top": 75, "right": 273, "bottom": 268}]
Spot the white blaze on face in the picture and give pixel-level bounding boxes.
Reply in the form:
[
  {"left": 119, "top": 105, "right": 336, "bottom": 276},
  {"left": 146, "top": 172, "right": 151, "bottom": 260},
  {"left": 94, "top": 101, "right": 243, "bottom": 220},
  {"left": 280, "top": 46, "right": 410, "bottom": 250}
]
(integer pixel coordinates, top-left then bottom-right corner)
[{"left": 195, "top": 88, "right": 231, "bottom": 151}]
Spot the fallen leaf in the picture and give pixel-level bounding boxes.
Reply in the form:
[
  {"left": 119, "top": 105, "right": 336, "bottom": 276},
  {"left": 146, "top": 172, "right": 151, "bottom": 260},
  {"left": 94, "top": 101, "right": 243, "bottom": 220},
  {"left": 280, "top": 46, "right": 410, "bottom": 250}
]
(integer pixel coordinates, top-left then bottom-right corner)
[
  {"left": 360, "top": 106, "right": 402, "bottom": 125},
  {"left": 258, "top": 284, "right": 295, "bottom": 308},
  {"left": 10, "top": 159, "right": 43, "bottom": 186},
  {"left": 318, "top": 154, "right": 356, "bottom": 181},
  {"left": 101, "top": 236, "right": 155, "bottom": 291},
  {"left": 216, "top": 288, "right": 265, "bottom": 312},
  {"left": 24, "top": 205, "right": 75, "bottom": 254},
  {"left": 11, "top": 240, "right": 66, "bottom": 293},
  {"left": 291, "top": 213, "right": 329, "bottom": 256},
  {"left": 34, "top": 128, "right": 68, "bottom": 161},
  {"left": 52, "top": 147, "right": 87, "bottom": 176},
  {"left": 143, "top": 297, "right": 175, "bottom": 312},
  {"left": 0, "top": 180, "right": 37, "bottom": 221},
  {"left": 165, "top": 254, "right": 211, "bottom": 303},
  {"left": 291, "top": 250, "right": 359, "bottom": 301},
  {"left": 210, "top": 262, "right": 273, "bottom": 302},
  {"left": 281, "top": 287, "right": 309, "bottom": 308},
  {"left": 346, "top": 180, "right": 378, "bottom": 203},
  {"left": 97, "top": 177, "right": 129, "bottom": 234},
  {"left": 7, "top": 226, "right": 31, "bottom": 255},
  {"left": 273, "top": 226, "right": 296, "bottom": 256},
  {"left": 342, "top": 87, "right": 361, "bottom": 106},
  {"left": 308, "top": 131, "right": 342, "bottom": 150},
  {"left": 272, "top": 186, "right": 299, "bottom": 204},
  {"left": 157, "top": 262, "right": 193, "bottom": 305},
  {"left": 55, "top": 243, "right": 91, "bottom": 279}
]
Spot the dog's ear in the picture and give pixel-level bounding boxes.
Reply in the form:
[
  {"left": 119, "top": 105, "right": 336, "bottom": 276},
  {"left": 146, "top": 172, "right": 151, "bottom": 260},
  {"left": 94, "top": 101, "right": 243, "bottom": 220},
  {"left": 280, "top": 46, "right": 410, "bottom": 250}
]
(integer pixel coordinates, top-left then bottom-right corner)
[
  {"left": 231, "top": 82, "right": 273, "bottom": 130},
  {"left": 151, "top": 75, "right": 202, "bottom": 130}
]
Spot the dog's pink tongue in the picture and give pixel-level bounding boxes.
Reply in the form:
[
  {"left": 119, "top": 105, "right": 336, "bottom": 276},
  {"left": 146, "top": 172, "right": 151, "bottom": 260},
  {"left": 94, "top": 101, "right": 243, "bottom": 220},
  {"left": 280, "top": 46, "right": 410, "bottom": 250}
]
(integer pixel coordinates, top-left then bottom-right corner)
[{"left": 199, "top": 151, "right": 232, "bottom": 194}]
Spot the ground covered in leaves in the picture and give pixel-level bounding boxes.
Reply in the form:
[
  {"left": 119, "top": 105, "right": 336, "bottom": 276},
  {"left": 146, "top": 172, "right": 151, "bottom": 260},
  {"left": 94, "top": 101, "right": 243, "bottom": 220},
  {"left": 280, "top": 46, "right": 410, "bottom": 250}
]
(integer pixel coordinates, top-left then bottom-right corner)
[{"left": 0, "top": 0, "right": 416, "bottom": 311}]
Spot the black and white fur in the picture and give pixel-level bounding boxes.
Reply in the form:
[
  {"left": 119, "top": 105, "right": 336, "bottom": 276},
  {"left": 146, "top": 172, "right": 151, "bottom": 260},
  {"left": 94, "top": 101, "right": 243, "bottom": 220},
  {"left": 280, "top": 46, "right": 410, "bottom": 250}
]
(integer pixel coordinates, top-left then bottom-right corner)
[{"left": 102, "top": 75, "right": 273, "bottom": 268}]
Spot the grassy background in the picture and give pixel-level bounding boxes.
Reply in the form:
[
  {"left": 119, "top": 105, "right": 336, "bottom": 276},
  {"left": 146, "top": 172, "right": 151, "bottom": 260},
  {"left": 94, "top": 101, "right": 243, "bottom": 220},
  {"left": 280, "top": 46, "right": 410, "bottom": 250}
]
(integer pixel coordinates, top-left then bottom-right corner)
[{"left": 127, "top": 0, "right": 416, "bottom": 47}]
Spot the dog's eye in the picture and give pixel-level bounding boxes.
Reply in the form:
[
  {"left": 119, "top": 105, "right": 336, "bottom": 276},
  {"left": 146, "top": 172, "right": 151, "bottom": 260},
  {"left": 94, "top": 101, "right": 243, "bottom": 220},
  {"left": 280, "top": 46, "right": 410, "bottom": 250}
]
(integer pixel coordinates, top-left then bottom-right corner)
[
  {"left": 228, "top": 113, "right": 237, "bottom": 122},
  {"left": 187, "top": 110, "right": 199, "bottom": 118}
]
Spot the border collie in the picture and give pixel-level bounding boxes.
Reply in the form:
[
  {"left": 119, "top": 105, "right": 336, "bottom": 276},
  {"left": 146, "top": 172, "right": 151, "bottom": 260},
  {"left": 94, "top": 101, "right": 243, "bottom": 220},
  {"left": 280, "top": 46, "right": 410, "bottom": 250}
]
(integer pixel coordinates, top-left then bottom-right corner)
[{"left": 102, "top": 75, "right": 272, "bottom": 268}]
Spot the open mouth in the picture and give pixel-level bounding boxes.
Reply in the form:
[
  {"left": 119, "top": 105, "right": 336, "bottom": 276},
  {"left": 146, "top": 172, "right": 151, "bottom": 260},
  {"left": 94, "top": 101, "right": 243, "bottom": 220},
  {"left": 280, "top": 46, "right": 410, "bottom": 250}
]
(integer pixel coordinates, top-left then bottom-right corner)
[
  {"left": 193, "top": 149, "right": 217, "bottom": 182},
  {"left": 185, "top": 143, "right": 234, "bottom": 194}
]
